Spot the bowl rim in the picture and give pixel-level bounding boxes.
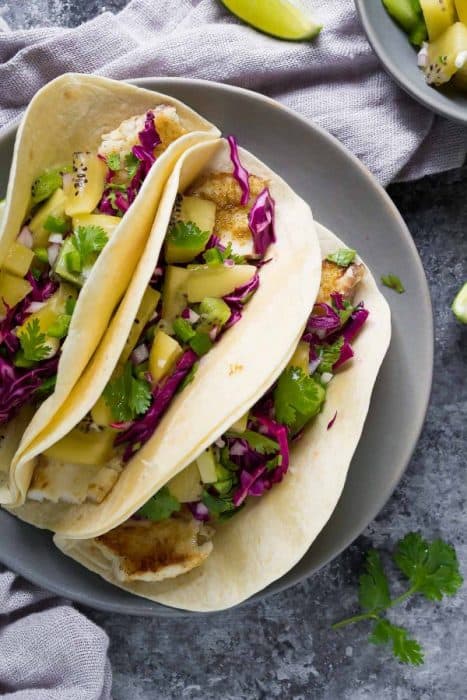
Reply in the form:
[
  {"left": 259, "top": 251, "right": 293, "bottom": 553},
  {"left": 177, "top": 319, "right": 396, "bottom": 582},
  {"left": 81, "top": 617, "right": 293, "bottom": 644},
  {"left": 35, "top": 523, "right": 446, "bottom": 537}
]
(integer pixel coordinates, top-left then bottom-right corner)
[
  {"left": 355, "top": 0, "right": 467, "bottom": 125},
  {"left": 0, "top": 76, "right": 434, "bottom": 616}
]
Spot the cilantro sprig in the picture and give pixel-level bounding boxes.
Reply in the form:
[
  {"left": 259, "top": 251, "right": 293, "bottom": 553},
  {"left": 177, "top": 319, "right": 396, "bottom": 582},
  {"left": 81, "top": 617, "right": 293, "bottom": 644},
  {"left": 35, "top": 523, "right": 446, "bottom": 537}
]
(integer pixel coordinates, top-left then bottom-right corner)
[
  {"left": 203, "top": 241, "right": 245, "bottom": 266},
  {"left": 103, "top": 362, "right": 151, "bottom": 422},
  {"left": 67, "top": 225, "right": 108, "bottom": 274},
  {"left": 318, "top": 336, "right": 344, "bottom": 374},
  {"left": 326, "top": 248, "right": 356, "bottom": 267},
  {"left": 274, "top": 366, "right": 325, "bottom": 434},
  {"left": 333, "top": 533, "right": 463, "bottom": 665},
  {"left": 138, "top": 486, "right": 180, "bottom": 522},
  {"left": 381, "top": 274, "right": 405, "bottom": 294},
  {"left": 16, "top": 318, "right": 52, "bottom": 364}
]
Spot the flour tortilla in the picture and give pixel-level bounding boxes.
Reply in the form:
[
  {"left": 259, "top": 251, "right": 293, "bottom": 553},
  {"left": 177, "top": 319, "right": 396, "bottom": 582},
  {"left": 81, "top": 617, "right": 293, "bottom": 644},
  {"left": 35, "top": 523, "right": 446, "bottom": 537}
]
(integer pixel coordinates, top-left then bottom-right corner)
[
  {"left": 53, "top": 223, "right": 391, "bottom": 612},
  {"left": 0, "top": 73, "right": 219, "bottom": 505},
  {"left": 7, "top": 138, "right": 322, "bottom": 534}
]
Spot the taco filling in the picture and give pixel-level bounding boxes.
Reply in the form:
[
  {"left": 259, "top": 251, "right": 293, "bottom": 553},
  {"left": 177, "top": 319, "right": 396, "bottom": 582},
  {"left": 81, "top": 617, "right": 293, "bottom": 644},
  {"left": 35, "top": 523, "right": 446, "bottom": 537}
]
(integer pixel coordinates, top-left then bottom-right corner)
[
  {"left": 0, "top": 107, "right": 188, "bottom": 431},
  {"left": 82, "top": 253, "right": 366, "bottom": 584},
  {"left": 28, "top": 139, "right": 276, "bottom": 505}
]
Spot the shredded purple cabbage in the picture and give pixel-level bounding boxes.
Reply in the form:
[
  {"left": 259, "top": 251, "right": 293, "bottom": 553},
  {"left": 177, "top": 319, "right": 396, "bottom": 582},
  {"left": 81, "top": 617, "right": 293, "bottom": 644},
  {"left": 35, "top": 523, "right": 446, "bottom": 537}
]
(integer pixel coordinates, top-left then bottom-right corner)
[
  {"left": 0, "top": 356, "right": 58, "bottom": 425},
  {"left": 224, "top": 308, "right": 242, "bottom": 330},
  {"left": 115, "top": 349, "right": 197, "bottom": 461},
  {"left": 138, "top": 111, "right": 161, "bottom": 154},
  {"left": 327, "top": 411, "right": 337, "bottom": 430},
  {"left": 248, "top": 188, "right": 276, "bottom": 258},
  {"left": 25, "top": 273, "right": 57, "bottom": 304},
  {"left": 188, "top": 501, "right": 210, "bottom": 522},
  {"left": 330, "top": 292, "right": 345, "bottom": 310},
  {"left": 98, "top": 111, "right": 161, "bottom": 216},
  {"left": 307, "top": 303, "right": 341, "bottom": 335},
  {"left": 223, "top": 271, "right": 259, "bottom": 307},
  {"left": 333, "top": 340, "right": 354, "bottom": 370},
  {"left": 233, "top": 465, "right": 267, "bottom": 507},
  {"left": 227, "top": 135, "right": 250, "bottom": 206},
  {"left": 343, "top": 306, "right": 369, "bottom": 343}
]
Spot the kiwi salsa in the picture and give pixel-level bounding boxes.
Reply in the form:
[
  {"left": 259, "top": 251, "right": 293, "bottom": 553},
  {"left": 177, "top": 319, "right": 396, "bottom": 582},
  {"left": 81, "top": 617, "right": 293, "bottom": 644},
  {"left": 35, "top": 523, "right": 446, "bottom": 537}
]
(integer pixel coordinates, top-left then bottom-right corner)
[
  {"left": 382, "top": 0, "right": 467, "bottom": 89},
  {"left": 32, "top": 139, "right": 276, "bottom": 505},
  {"left": 0, "top": 106, "right": 187, "bottom": 428}
]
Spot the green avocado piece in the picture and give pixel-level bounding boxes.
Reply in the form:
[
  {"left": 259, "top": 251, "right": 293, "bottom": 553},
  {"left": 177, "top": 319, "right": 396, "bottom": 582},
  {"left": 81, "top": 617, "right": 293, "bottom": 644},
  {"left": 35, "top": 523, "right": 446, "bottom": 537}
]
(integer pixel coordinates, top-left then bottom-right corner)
[{"left": 53, "top": 237, "right": 84, "bottom": 287}]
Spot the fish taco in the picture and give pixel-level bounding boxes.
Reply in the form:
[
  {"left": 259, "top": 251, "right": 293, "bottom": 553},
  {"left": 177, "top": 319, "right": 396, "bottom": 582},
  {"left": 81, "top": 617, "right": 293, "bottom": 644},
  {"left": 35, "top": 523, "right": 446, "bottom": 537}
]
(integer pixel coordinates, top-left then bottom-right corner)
[
  {"left": 54, "top": 223, "right": 391, "bottom": 612},
  {"left": 0, "top": 73, "right": 219, "bottom": 504},
  {"left": 7, "top": 137, "right": 322, "bottom": 533}
]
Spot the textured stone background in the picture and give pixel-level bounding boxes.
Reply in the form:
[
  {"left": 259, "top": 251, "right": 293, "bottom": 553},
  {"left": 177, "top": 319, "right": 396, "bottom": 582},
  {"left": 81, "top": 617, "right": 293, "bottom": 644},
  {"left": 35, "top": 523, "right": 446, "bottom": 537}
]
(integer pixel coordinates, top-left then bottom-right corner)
[{"left": 3, "top": 2, "right": 466, "bottom": 699}]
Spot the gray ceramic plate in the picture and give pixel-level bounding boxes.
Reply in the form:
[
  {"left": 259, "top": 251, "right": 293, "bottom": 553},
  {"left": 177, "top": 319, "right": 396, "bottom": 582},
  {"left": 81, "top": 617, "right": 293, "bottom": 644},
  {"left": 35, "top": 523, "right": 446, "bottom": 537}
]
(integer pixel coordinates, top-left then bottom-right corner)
[
  {"left": 356, "top": 0, "right": 467, "bottom": 124},
  {"left": 0, "top": 78, "right": 433, "bottom": 616}
]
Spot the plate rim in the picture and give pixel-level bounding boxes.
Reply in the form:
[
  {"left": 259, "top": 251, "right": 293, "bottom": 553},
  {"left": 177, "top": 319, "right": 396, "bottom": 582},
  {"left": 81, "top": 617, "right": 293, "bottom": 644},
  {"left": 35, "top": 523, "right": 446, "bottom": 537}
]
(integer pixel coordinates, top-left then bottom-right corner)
[
  {"left": 0, "top": 77, "right": 434, "bottom": 616},
  {"left": 355, "top": 0, "right": 467, "bottom": 125}
]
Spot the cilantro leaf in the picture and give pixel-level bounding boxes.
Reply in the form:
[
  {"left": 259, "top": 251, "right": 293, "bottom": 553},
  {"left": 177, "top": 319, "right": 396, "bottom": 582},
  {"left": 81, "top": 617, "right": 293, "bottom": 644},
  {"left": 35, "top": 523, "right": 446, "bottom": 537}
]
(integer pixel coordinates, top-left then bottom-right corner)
[
  {"left": 333, "top": 533, "right": 462, "bottom": 667},
  {"left": 68, "top": 225, "right": 108, "bottom": 272},
  {"left": 106, "top": 152, "right": 121, "bottom": 171},
  {"left": 167, "top": 221, "right": 210, "bottom": 251},
  {"left": 103, "top": 363, "right": 151, "bottom": 422},
  {"left": 203, "top": 241, "right": 245, "bottom": 266},
  {"left": 44, "top": 215, "right": 69, "bottom": 234},
  {"left": 223, "top": 242, "right": 246, "bottom": 265},
  {"left": 17, "top": 318, "right": 51, "bottom": 363},
  {"left": 326, "top": 248, "right": 356, "bottom": 267},
  {"left": 319, "top": 336, "right": 344, "bottom": 374},
  {"left": 394, "top": 532, "right": 463, "bottom": 601},
  {"left": 138, "top": 486, "right": 180, "bottom": 522},
  {"left": 274, "top": 366, "right": 326, "bottom": 432},
  {"left": 201, "top": 489, "right": 236, "bottom": 517},
  {"left": 358, "top": 550, "right": 391, "bottom": 612},
  {"left": 227, "top": 429, "right": 279, "bottom": 455},
  {"left": 381, "top": 274, "right": 405, "bottom": 294},
  {"left": 125, "top": 152, "right": 140, "bottom": 178},
  {"left": 369, "top": 619, "right": 424, "bottom": 666}
]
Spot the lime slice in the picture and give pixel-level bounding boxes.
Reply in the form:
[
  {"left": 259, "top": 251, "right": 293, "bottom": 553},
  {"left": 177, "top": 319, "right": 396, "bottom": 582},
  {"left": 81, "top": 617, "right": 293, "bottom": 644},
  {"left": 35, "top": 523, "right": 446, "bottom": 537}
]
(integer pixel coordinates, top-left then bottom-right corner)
[
  {"left": 221, "top": 0, "right": 322, "bottom": 41},
  {"left": 452, "top": 282, "right": 467, "bottom": 323}
]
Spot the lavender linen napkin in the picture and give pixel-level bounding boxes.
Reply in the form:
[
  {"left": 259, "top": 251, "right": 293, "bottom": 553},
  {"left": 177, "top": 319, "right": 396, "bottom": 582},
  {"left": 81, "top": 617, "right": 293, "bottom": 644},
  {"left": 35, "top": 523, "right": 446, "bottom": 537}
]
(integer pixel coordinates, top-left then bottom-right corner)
[
  {"left": 0, "top": 0, "right": 466, "bottom": 184},
  {"left": 0, "top": 566, "right": 112, "bottom": 699},
  {"left": 0, "top": 1, "right": 465, "bottom": 697}
]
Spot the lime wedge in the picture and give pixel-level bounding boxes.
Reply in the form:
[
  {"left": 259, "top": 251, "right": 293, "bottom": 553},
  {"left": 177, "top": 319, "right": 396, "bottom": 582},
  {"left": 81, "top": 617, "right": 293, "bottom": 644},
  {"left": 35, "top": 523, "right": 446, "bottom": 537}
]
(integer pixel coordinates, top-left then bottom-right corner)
[
  {"left": 452, "top": 282, "right": 467, "bottom": 323},
  {"left": 221, "top": 0, "right": 322, "bottom": 41}
]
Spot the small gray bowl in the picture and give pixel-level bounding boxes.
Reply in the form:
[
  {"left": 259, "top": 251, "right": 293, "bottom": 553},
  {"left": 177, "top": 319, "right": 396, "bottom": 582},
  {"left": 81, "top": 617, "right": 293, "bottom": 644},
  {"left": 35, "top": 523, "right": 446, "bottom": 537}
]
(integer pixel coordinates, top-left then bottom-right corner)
[{"left": 356, "top": 0, "right": 467, "bottom": 124}]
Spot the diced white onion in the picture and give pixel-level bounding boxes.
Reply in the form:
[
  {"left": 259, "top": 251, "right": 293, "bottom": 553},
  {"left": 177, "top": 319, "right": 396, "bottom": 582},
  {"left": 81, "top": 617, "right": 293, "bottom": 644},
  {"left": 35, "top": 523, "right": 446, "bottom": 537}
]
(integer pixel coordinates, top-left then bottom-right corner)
[
  {"left": 315, "top": 329, "right": 327, "bottom": 340},
  {"left": 17, "top": 226, "right": 33, "bottom": 248},
  {"left": 417, "top": 43, "right": 429, "bottom": 68},
  {"left": 230, "top": 441, "right": 247, "bottom": 456},
  {"left": 48, "top": 233, "right": 63, "bottom": 244},
  {"left": 27, "top": 301, "right": 46, "bottom": 313},
  {"left": 215, "top": 438, "right": 226, "bottom": 448},
  {"left": 188, "top": 308, "right": 200, "bottom": 324},
  {"left": 309, "top": 357, "right": 321, "bottom": 375},
  {"left": 47, "top": 243, "right": 60, "bottom": 266},
  {"left": 209, "top": 326, "right": 218, "bottom": 341},
  {"left": 131, "top": 343, "right": 149, "bottom": 365},
  {"left": 321, "top": 372, "right": 333, "bottom": 384}
]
